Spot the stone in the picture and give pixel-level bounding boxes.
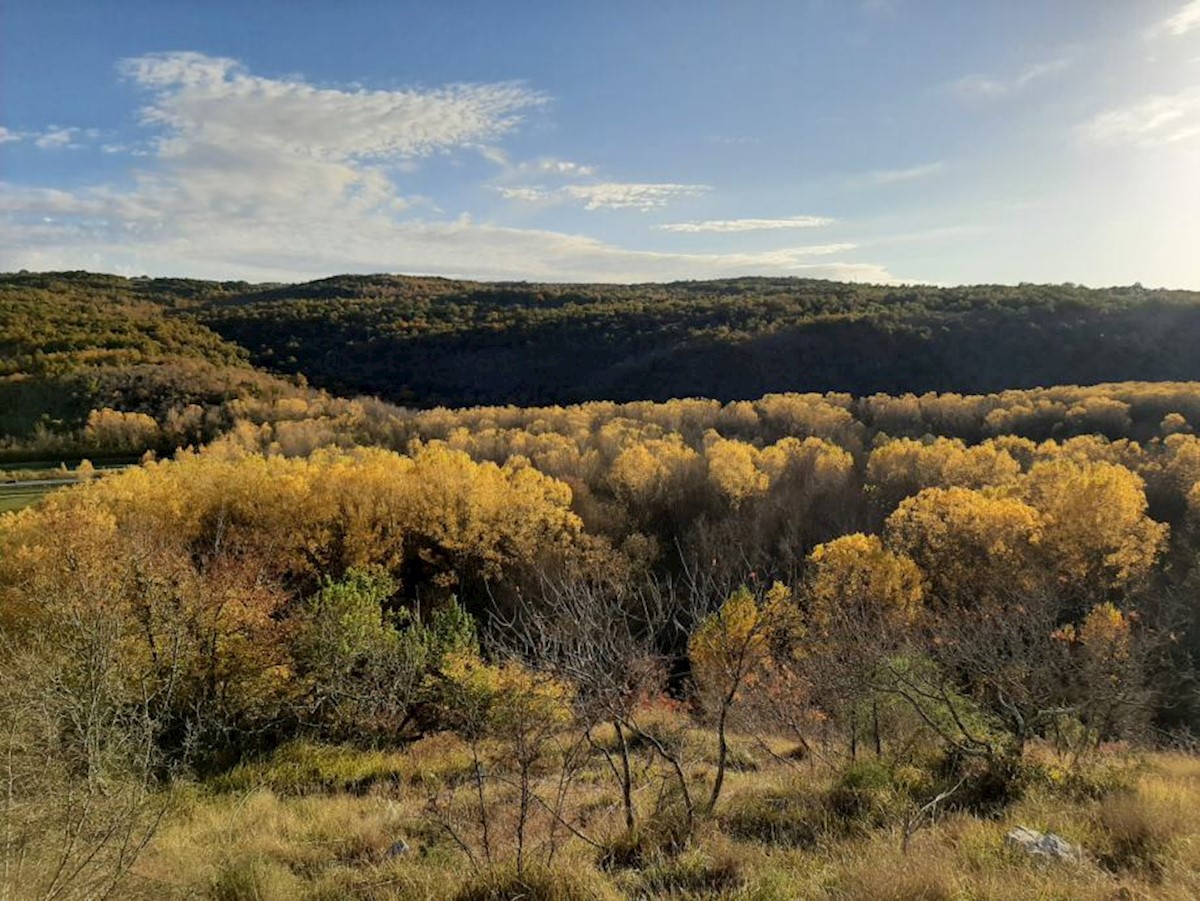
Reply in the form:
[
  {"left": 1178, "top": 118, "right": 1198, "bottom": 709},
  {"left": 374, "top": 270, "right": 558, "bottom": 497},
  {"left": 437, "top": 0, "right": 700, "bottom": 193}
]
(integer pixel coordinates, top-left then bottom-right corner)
[{"left": 1005, "top": 826, "right": 1083, "bottom": 863}]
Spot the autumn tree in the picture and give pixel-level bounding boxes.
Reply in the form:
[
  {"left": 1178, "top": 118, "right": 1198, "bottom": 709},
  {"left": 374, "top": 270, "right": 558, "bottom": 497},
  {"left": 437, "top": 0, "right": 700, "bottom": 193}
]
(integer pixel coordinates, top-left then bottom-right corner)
[
  {"left": 1015, "top": 458, "right": 1167, "bottom": 604},
  {"left": 884, "top": 486, "right": 1044, "bottom": 608},
  {"left": 689, "top": 582, "right": 793, "bottom": 811},
  {"left": 802, "top": 534, "right": 926, "bottom": 758}
]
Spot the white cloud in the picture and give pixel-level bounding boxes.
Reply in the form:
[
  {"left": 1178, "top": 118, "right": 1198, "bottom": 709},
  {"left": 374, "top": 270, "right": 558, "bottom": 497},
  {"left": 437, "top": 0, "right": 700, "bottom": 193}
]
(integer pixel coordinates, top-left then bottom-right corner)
[
  {"left": 858, "top": 162, "right": 943, "bottom": 185},
  {"left": 0, "top": 127, "right": 22, "bottom": 144},
  {"left": 499, "top": 181, "right": 709, "bottom": 210},
  {"left": 658, "top": 215, "right": 834, "bottom": 233},
  {"left": 1150, "top": 1, "right": 1200, "bottom": 37},
  {"left": 0, "top": 52, "right": 908, "bottom": 285},
  {"left": 527, "top": 158, "right": 596, "bottom": 177},
  {"left": 33, "top": 127, "right": 80, "bottom": 149},
  {"left": 119, "top": 51, "right": 544, "bottom": 161},
  {"left": 1081, "top": 87, "right": 1200, "bottom": 145},
  {"left": 952, "top": 59, "right": 1070, "bottom": 99}
]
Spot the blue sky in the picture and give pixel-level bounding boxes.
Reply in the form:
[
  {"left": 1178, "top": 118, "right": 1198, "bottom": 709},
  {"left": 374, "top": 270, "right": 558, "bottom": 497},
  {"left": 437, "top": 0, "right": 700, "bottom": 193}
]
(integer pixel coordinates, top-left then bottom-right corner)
[{"left": 2, "top": 0, "right": 1199, "bottom": 286}]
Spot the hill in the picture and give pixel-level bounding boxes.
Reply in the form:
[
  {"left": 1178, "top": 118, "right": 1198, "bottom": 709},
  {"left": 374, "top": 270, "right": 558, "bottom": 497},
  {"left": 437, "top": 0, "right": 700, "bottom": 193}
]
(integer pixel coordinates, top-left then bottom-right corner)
[
  {"left": 190, "top": 274, "right": 1200, "bottom": 406},
  {"left": 0, "top": 271, "right": 302, "bottom": 453},
  {"left": 6, "top": 270, "right": 1200, "bottom": 435}
]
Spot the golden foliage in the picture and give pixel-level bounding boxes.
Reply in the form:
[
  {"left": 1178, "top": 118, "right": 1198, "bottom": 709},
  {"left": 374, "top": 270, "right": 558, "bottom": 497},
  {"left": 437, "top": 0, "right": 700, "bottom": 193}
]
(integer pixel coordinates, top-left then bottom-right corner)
[
  {"left": 1015, "top": 458, "right": 1167, "bottom": 594},
  {"left": 884, "top": 487, "right": 1044, "bottom": 605},
  {"left": 805, "top": 533, "right": 925, "bottom": 632}
]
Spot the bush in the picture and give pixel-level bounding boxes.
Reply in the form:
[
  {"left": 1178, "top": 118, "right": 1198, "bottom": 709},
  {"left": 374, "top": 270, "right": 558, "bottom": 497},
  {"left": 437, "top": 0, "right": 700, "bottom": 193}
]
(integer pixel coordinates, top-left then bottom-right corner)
[
  {"left": 938, "top": 754, "right": 1028, "bottom": 815},
  {"left": 636, "top": 848, "right": 745, "bottom": 896},
  {"left": 720, "top": 785, "right": 825, "bottom": 848},
  {"left": 210, "top": 741, "right": 410, "bottom": 796},
  {"left": 453, "top": 864, "right": 622, "bottom": 901},
  {"left": 825, "top": 759, "right": 908, "bottom": 829},
  {"left": 598, "top": 805, "right": 693, "bottom": 870},
  {"left": 1095, "top": 791, "right": 1186, "bottom": 875},
  {"left": 1031, "top": 757, "right": 1138, "bottom": 802}
]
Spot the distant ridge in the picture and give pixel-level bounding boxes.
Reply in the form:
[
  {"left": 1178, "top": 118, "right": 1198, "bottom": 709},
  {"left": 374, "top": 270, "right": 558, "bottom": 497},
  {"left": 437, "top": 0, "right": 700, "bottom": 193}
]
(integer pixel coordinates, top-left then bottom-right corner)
[{"left": 6, "top": 270, "right": 1200, "bottom": 420}]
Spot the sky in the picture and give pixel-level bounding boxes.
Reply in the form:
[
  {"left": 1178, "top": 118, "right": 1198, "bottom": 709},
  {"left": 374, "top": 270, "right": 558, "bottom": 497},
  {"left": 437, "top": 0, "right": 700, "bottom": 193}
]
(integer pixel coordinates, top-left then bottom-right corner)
[{"left": 1, "top": 0, "right": 1199, "bottom": 287}]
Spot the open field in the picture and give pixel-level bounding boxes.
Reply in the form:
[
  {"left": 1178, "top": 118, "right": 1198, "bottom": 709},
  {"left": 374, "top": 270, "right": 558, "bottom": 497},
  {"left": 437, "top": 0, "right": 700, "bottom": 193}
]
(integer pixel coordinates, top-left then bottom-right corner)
[
  {"left": 0, "top": 481, "right": 54, "bottom": 513},
  {"left": 113, "top": 731, "right": 1200, "bottom": 901}
]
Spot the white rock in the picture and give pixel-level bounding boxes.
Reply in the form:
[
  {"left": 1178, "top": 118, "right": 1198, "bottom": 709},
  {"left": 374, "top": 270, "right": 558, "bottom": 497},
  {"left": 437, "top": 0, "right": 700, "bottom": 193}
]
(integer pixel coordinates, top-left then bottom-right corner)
[{"left": 1005, "top": 826, "right": 1082, "bottom": 863}]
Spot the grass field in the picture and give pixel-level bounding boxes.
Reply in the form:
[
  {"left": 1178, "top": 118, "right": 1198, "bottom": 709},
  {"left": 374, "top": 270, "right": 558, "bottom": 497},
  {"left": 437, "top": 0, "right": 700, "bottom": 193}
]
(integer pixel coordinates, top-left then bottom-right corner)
[
  {"left": 0, "top": 482, "right": 54, "bottom": 513},
  {"left": 107, "top": 727, "right": 1200, "bottom": 901}
]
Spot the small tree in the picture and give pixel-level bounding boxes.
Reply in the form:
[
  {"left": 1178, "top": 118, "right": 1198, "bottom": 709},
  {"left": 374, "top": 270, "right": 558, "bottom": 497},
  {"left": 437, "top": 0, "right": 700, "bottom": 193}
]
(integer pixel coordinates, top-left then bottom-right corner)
[{"left": 689, "top": 582, "right": 792, "bottom": 811}]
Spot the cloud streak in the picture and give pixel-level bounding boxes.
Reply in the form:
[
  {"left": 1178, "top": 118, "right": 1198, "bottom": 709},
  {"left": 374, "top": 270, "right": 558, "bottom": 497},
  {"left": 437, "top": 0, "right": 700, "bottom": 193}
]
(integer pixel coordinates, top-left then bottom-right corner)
[
  {"left": 657, "top": 215, "right": 834, "bottom": 233},
  {"left": 1081, "top": 87, "right": 1200, "bottom": 145},
  {"left": 952, "top": 59, "right": 1070, "bottom": 99},
  {"left": 857, "top": 162, "right": 944, "bottom": 186},
  {"left": 498, "top": 181, "right": 710, "bottom": 210}
]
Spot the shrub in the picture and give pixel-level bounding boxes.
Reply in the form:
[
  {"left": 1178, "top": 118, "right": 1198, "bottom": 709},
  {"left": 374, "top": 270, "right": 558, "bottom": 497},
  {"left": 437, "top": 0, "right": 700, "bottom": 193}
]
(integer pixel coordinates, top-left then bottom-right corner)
[
  {"left": 636, "top": 847, "right": 745, "bottom": 896},
  {"left": 825, "top": 759, "right": 908, "bottom": 829},
  {"left": 453, "top": 864, "right": 622, "bottom": 901},
  {"left": 598, "top": 805, "right": 693, "bottom": 870},
  {"left": 1031, "top": 757, "right": 1138, "bottom": 802},
  {"left": 939, "top": 754, "right": 1029, "bottom": 815},
  {"left": 210, "top": 741, "right": 410, "bottom": 795},
  {"left": 720, "top": 785, "right": 825, "bottom": 848}
]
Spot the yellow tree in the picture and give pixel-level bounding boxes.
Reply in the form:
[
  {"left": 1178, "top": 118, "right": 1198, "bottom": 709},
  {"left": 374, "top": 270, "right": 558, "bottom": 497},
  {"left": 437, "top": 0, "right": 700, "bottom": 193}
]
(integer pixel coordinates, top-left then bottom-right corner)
[
  {"left": 689, "top": 582, "right": 792, "bottom": 811},
  {"left": 703, "top": 435, "right": 767, "bottom": 509},
  {"left": 803, "top": 534, "right": 925, "bottom": 756},
  {"left": 1015, "top": 459, "right": 1167, "bottom": 601},
  {"left": 884, "top": 486, "right": 1044, "bottom": 607}
]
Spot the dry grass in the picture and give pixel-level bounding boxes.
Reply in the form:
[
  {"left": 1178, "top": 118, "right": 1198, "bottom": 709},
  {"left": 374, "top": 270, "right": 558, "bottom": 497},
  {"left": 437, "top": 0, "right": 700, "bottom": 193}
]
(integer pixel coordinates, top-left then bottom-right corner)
[{"left": 119, "top": 726, "right": 1200, "bottom": 901}]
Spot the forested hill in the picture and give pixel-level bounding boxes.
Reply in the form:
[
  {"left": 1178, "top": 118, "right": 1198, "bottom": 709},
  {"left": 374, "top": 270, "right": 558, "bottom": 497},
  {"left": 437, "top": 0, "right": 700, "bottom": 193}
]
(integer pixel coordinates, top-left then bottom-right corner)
[{"left": 7, "top": 270, "right": 1200, "bottom": 412}]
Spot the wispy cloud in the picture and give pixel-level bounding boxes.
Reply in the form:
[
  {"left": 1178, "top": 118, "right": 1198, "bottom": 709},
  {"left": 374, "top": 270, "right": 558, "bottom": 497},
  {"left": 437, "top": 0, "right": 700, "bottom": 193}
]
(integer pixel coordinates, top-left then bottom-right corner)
[
  {"left": 526, "top": 158, "right": 595, "bottom": 177},
  {"left": 498, "top": 181, "right": 709, "bottom": 211},
  {"left": 0, "top": 127, "right": 22, "bottom": 144},
  {"left": 1081, "top": 87, "right": 1200, "bottom": 145},
  {"left": 1148, "top": 0, "right": 1200, "bottom": 37},
  {"left": 0, "top": 51, "right": 909, "bottom": 284},
  {"left": 480, "top": 147, "right": 596, "bottom": 177},
  {"left": 706, "top": 135, "right": 761, "bottom": 146},
  {"left": 657, "top": 215, "right": 834, "bottom": 233},
  {"left": 33, "top": 127, "right": 81, "bottom": 149},
  {"left": 952, "top": 58, "right": 1070, "bottom": 99},
  {"left": 120, "top": 52, "right": 544, "bottom": 160},
  {"left": 857, "top": 161, "right": 944, "bottom": 186}
]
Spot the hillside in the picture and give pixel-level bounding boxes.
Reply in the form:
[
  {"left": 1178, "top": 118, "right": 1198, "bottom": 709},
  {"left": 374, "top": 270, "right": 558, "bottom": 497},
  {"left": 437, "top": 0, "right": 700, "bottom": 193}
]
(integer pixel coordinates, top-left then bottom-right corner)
[
  {"left": 193, "top": 275, "right": 1200, "bottom": 406},
  {"left": 6, "top": 272, "right": 1200, "bottom": 421},
  {"left": 0, "top": 271, "right": 302, "bottom": 452}
]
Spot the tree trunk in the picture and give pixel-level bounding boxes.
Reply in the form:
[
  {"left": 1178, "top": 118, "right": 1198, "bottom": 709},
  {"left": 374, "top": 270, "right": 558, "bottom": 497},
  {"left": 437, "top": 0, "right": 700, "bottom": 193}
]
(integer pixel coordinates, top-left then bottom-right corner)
[{"left": 614, "top": 720, "right": 635, "bottom": 832}]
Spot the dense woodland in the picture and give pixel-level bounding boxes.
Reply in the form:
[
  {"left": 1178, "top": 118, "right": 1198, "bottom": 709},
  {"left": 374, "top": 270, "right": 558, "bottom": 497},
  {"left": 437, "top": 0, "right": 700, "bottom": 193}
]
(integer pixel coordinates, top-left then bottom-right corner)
[
  {"left": 4, "top": 271, "right": 1200, "bottom": 899},
  {"left": 7, "top": 271, "right": 1200, "bottom": 423}
]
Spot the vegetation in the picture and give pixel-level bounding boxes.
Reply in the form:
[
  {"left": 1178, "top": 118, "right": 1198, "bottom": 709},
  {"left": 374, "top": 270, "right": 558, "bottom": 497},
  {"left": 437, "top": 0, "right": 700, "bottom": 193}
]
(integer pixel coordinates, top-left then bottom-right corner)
[
  {"left": 9, "top": 271, "right": 1200, "bottom": 435},
  {"left": 5, "top": 269, "right": 1200, "bottom": 897}
]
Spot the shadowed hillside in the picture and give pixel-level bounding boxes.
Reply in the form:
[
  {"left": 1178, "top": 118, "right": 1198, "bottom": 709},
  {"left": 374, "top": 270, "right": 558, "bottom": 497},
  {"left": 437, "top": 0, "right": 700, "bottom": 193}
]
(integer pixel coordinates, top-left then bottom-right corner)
[{"left": 7, "top": 271, "right": 1200, "bottom": 417}]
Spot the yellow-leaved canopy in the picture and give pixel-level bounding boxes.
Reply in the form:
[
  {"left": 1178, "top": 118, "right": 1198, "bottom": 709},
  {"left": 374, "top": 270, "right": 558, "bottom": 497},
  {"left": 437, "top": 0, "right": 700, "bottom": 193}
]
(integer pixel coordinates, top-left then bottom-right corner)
[
  {"left": 689, "top": 582, "right": 794, "bottom": 705},
  {"left": 804, "top": 533, "right": 925, "bottom": 635},
  {"left": 884, "top": 486, "right": 1044, "bottom": 607},
  {"left": 1013, "top": 458, "right": 1167, "bottom": 598}
]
